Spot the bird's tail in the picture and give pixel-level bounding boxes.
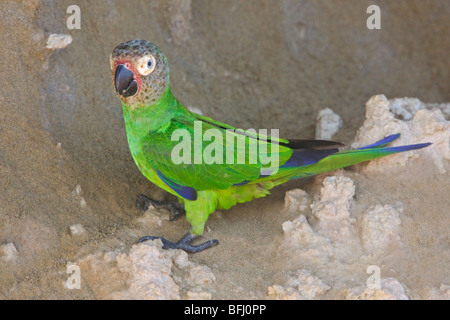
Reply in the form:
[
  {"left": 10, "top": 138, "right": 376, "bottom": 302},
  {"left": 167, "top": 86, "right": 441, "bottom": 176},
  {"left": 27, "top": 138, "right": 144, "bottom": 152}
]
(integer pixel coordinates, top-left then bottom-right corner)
[{"left": 290, "top": 134, "right": 431, "bottom": 179}]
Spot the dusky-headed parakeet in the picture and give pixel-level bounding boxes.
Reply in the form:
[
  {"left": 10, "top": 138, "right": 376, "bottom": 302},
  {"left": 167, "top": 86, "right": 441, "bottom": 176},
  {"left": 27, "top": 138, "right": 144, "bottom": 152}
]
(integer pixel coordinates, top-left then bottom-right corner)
[{"left": 110, "top": 40, "right": 430, "bottom": 252}]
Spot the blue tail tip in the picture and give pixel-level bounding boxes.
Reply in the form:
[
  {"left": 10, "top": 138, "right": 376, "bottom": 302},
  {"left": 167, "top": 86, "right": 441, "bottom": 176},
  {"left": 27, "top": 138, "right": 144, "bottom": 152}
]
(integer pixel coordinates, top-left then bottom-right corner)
[
  {"left": 385, "top": 142, "right": 432, "bottom": 153},
  {"left": 418, "top": 142, "right": 432, "bottom": 148}
]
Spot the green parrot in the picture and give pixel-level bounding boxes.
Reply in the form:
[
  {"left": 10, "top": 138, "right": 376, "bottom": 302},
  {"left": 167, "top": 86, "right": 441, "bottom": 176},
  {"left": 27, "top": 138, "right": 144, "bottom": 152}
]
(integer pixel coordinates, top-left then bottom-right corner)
[{"left": 110, "top": 39, "right": 431, "bottom": 253}]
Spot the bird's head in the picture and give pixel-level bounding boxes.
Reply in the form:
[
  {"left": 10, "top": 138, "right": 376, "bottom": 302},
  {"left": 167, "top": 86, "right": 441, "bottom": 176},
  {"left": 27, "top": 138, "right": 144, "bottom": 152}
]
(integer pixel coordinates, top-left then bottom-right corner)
[{"left": 110, "top": 39, "right": 170, "bottom": 107}]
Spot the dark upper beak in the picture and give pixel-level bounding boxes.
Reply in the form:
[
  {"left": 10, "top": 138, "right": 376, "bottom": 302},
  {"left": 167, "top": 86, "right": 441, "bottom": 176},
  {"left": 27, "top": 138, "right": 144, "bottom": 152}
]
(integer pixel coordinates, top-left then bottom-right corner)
[{"left": 114, "top": 64, "right": 138, "bottom": 97}]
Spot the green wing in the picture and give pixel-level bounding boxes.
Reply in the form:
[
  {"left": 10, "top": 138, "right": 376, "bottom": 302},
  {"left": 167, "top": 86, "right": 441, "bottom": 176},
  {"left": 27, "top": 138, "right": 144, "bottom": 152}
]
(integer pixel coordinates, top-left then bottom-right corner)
[{"left": 141, "top": 111, "right": 294, "bottom": 192}]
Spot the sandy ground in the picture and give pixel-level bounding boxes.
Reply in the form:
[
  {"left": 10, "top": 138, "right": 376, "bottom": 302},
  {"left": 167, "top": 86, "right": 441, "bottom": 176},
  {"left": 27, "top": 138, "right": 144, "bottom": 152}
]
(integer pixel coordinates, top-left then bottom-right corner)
[{"left": 0, "top": 0, "right": 449, "bottom": 299}]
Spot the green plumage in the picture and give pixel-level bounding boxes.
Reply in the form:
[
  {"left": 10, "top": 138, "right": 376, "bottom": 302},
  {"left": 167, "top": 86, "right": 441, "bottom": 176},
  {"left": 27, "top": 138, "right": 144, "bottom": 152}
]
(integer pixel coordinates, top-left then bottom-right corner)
[
  {"left": 121, "top": 86, "right": 428, "bottom": 235},
  {"left": 111, "top": 40, "right": 431, "bottom": 240},
  {"left": 122, "top": 87, "right": 283, "bottom": 234}
]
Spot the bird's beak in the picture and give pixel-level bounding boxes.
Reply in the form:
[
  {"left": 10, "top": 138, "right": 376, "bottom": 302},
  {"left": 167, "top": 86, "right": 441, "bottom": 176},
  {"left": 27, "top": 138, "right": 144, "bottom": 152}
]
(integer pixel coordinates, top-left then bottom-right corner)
[{"left": 114, "top": 64, "right": 138, "bottom": 97}]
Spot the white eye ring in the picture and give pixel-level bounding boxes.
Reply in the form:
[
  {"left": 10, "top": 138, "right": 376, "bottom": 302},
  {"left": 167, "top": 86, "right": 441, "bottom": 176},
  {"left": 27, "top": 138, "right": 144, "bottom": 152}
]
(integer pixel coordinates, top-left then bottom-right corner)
[{"left": 137, "top": 55, "right": 156, "bottom": 76}]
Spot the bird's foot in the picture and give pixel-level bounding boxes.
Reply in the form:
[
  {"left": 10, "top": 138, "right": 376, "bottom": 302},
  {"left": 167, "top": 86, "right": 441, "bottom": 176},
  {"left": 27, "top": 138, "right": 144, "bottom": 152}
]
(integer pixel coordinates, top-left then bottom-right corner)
[
  {"left": 139, "top": 232, "right": 219, "bottom": 253},
  {"left": 136, "top": 194, "right": 185, "bottom": 221}
]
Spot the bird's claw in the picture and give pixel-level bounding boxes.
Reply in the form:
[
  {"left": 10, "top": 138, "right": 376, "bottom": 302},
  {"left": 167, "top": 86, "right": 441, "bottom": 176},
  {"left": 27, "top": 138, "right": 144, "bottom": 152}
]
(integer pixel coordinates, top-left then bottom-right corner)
[
  {"left": 136, "top": 195, "right": 217, "bottom": 252},
  {"left": 136, "top": 194, "right": 185, "bottom": 221},
  {"left": 139, "top": 232, "right": 218, "bottom": 253}
]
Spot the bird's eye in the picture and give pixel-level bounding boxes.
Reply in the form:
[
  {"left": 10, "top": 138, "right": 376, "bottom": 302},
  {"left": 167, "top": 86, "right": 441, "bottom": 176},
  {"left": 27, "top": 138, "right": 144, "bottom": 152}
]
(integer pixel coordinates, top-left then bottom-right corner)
[{"left": 137, "top": 55, "right": 156, "bottom": 76}]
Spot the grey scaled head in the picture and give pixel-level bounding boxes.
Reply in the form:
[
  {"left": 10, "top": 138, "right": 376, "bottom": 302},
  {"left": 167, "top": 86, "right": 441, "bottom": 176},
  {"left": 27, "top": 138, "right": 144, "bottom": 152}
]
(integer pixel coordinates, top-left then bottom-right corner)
[{"left": 110, "top": 39, "right": 170, "bottom": 107}]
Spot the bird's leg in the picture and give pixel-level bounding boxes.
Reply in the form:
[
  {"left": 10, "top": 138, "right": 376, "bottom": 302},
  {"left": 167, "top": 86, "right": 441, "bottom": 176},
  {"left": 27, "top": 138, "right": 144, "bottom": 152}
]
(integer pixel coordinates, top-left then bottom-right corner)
[
  {"left": 136, "top": 194, "right": 185, "bottom": 221},
  {"left": 139, "top": 232, "right": 219, "bottom": 253},
  {"left": 136, "top": 195, "right": 218, "bottom": 253}
]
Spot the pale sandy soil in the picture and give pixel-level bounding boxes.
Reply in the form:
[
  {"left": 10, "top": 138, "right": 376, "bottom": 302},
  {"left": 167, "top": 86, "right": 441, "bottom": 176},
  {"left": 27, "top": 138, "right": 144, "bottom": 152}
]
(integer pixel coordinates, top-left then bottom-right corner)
[{"left": 0, "top": 0, "right": 448, "bottom": 299}]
